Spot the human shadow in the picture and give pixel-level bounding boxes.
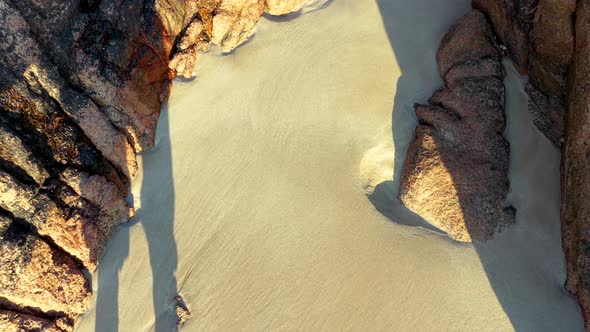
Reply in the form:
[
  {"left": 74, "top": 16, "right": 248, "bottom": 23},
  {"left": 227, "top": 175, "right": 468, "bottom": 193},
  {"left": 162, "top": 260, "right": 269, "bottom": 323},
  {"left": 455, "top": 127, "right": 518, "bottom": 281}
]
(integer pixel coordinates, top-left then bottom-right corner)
[
  {"left": 373, "top": 0, "right": 583, "bottom": 331},
  {"left": 95, "top": 107, "right": 178, "bottom": 331}
]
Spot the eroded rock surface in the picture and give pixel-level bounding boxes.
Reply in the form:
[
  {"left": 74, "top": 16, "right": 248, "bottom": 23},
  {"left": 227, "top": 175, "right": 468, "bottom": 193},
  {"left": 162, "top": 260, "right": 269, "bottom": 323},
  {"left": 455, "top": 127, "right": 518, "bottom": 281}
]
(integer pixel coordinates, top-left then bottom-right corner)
[
  {"left": 0, "top": 310, "right": 70, "bottom": 332},
  {"left": 400, "top": 10, "right": 514, "bottom": 242},
  {"left": 562, "top": 0, "right": 590, "bottom": 328},
  {"left": 0, "top": 213, "right": 90, "bottom": 327},
  {"left": 473, "top": 0, "right": 574, "bottom": 146}
]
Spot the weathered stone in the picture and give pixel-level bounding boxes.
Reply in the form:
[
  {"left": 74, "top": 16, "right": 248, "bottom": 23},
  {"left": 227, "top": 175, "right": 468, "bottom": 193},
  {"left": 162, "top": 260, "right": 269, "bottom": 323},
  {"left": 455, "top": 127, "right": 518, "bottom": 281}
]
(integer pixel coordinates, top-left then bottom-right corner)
[
  {"left": 0, "top": 169, "right": 129, "bottom": 270},
  {"left": 0, "top": 67, "right": 128, "bottom": 194},
  {"left": 0, "top": 310, "right": 69, "bottom": 332},
  {"left": 436, "top": 10, "right": 500, "bottom": 77},
  {"left": 529, "top": 0, "right": 576, "bottom": 96},
  {"left": 562, "top": 0, "right": 590, "bottom": 329},
  {"left": 0, "top": 213, "right": 90, "bottom": 316},
  {"left": 0, "top": 0, "right": 137, "bottom": 178},
  {"left": 526, "top": 82, "right": 564, "bottom": 147},
  {"left": 0, "top": 125, "right": 48, "bottom": 186},
  {"left": 472, "top": 0, "right": 538, "bottom": 73},
  {"left": 211, "top": 0, "right": 266, "bottom": 52},
  {"left": 400, "top": 10, "right": 514, "bottom": 242}
]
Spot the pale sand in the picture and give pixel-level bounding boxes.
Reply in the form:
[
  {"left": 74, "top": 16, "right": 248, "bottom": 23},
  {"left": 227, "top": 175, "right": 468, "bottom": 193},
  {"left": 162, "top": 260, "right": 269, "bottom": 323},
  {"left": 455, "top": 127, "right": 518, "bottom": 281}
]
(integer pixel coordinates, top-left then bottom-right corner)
[{"left": 76, "top": 0, "right": 583, "bottom": 331}]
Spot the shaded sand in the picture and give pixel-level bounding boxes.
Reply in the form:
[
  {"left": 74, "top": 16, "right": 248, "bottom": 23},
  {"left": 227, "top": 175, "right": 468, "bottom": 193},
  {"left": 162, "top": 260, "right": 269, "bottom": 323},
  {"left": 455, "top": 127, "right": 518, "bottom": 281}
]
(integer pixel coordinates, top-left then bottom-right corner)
[{"left": 76, "top": 0, "right": 583, "bottom": 330}]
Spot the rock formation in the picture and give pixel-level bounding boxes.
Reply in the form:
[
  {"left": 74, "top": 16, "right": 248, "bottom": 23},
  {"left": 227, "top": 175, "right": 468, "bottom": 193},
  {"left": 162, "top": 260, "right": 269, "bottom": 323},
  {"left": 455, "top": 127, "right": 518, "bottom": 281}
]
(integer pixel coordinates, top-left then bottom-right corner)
[
  {"left": 399, "top": 0, "right": 590, "bottom": 327},
  {"left": 562, "top": 0, "right": 590, "bottom": 329},
  {"left": 0, "top": 0, "right": 319, "bottom": 329},
  {"left": 473, "top": 0, "right": 575, "bottom": 147},
  {"left": 400, "top": 10, "right": 514, "bottom": 242}
]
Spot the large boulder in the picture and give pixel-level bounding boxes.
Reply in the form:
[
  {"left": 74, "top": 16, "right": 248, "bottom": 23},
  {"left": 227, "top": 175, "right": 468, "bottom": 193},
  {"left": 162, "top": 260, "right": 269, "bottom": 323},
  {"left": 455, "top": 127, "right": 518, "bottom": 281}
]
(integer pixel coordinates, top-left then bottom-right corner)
[{"left": 400, "top": 10, "right": 514, "bottom": 242}]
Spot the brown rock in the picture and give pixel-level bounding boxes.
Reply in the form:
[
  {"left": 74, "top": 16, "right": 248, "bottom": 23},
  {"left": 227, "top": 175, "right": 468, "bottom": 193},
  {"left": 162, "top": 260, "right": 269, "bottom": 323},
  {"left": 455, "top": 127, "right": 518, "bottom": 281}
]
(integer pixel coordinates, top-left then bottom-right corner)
[
  {"left": 400, "top": 10, "right": 514, "bottom": 242},
  {"left": 0, "top": 64, "right": 128, "bottom": 193},
  {"left": 0, "top": 213, "right": 90, "bottom": 316},
  {"left": 525, "top": 82, "right": 564, "bottom": 147},
  {"left": 529, "top": 0, "right": 576, "bottom": 96},
  {"left": 0, "top": 125, "right": 49, "bottom": 186},
  {"left": 562, "top": 0, "right": 590, "bottom": 329},
  {"left": 436, "top": 10, "right": 500, "bottom": 77},
  {"left": 472, "top": 0, "right": 538, "bottom": 73},
  {"left": 0, "top": 310, "right": 69, "bottom": 332},
  {"left": 0, "top": 169, "right": 130, "bottom": 270}
]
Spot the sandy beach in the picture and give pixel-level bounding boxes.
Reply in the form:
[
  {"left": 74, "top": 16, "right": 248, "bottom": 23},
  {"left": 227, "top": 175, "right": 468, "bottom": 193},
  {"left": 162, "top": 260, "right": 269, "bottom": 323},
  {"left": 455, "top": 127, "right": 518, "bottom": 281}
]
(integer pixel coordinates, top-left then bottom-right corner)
[{"left": 76, "top": 0, "right": 583, "bottom": 330}]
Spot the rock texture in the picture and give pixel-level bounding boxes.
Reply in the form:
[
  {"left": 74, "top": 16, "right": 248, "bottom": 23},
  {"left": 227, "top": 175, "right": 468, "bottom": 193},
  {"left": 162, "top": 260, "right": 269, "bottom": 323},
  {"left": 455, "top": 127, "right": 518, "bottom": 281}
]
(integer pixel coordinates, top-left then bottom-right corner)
[
  {"left": 0, "top": 310, "right": 70, "bottom": 332},
  {"left": 0, "top": 0, "right": 316, "bottom": 329},
  {"left": 400, "top": 10, "right": 514, "bottom": 242},
  {"left": 0, "top": 213, "right": 90, "bottom": 329},
  {"left": 473, "top": 0, "right": 575, "bottom": 146},
  {"left": 562, "top": 0, "right": 590, "bottom": 329}
]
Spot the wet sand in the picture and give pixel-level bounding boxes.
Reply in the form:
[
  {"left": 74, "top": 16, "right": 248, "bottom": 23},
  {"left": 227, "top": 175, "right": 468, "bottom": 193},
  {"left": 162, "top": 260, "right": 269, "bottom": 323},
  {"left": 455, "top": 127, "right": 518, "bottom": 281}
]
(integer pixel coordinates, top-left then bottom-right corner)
[{"left": 76, "top": 0, "right": 583, "bottom": 330}]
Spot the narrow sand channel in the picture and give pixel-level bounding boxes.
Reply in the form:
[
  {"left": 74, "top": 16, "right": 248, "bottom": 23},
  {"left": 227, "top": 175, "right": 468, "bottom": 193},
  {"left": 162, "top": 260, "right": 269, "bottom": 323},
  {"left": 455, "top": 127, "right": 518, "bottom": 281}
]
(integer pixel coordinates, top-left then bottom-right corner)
[{"left": 77, "top": 0, "right": 583, "bottom": 330}]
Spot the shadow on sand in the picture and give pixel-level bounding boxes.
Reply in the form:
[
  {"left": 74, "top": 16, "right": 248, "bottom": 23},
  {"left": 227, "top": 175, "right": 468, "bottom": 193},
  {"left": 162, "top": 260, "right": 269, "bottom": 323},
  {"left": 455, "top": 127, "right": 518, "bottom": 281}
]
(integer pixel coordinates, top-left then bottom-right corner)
[
  {"left": 95, "top": 108, "right": 178, "bottom": 331},
  {"left": 372, "top": 0, "right": 583, "bottom": 331}
]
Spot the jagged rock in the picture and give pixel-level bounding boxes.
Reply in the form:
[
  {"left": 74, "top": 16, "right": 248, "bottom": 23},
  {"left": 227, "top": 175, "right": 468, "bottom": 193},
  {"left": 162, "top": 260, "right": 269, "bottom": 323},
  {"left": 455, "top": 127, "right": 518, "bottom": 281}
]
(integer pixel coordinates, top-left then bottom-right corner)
[
  {"left": 0, "top": 169, "right": 130, "bottom": 270},
  {"left": 0, "top": 310, "right": 69, "bottom": 332},
  {"left": 0, "top": 0, "right": 137, "bottom": 178},
  {"left": 10, "top": 0, "right": 179, "bottom": 153},
  {"left": 0, "top": 213, "right": 90, "bottom": 317},
  {"left": 529, "top": 0, "right": 576, "bottom": 96},
  {"left": 0, "top": 125, "right": 49, "bottom": 186},
  {"left": 0, "top": 64, "right": 128, "bottom": 193},
  {"left": 526, "top": 82, "right": 564, "bottom": 147},
  {"left": 211, "top": 0, "right": 265, "bottom": 52},
  {"left": 562, "top": 0, "right": 590, "bottom": 329},
  {"left": 400, "top": 10, "right": 514, "bottom": 242},
  {"left": 169, "top": 17, "right": 209, "bottom": 78}
]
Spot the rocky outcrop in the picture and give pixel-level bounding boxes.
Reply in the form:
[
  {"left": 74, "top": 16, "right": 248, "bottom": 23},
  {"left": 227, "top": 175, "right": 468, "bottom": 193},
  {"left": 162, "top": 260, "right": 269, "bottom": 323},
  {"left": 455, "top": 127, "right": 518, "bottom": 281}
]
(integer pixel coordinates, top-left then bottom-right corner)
[
  {"left": 562, "top": 0, "right": 590, "bottom": 329},
  {"left": 0, "top": 310, "right": 70, "bottom": 332},
  {"left": 400, "top": 10, "right": 514, "bottom": 242},
  {"left": 0, "top": 213, "right": 90, "bottom": 328},
  {"left": 0, "top": 0, "right": 318, "bottom": 329},
  {"left": 473, "top": 0, "right": 575, "bottom": 146}
]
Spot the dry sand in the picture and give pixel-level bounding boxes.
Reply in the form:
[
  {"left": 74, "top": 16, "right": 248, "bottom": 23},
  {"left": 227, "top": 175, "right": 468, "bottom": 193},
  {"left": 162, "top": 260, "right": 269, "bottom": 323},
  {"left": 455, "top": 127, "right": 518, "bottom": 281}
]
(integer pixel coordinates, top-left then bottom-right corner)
[{"left": 76, "top": 0, "right": 583, "bottom": 330}]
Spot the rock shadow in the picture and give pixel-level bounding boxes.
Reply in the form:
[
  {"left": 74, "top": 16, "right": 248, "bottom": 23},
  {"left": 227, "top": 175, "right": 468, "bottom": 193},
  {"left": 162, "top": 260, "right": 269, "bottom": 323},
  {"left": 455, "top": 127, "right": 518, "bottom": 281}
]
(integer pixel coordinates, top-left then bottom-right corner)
[{"left": 95, "top": 107, "right": 178, "bottom": 331}]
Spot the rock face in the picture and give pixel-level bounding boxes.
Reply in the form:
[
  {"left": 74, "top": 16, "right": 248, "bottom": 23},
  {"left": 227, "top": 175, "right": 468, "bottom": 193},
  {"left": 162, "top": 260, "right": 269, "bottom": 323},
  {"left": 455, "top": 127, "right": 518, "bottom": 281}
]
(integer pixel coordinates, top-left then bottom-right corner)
[
  {"left": 400, "top": 10, "right": 514, "bottom": 242},
  {"left": 0, "top": 213, "right": 90, "bottom": 328},
  {"left": 473, "top": 0, "right": 575, "bottom": 146},
  {"left": 562, "top": 0, "right": 590, "bottom": 329},
  {"left": 0, "top": 0, "right": 316, "bottom": 328}
]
